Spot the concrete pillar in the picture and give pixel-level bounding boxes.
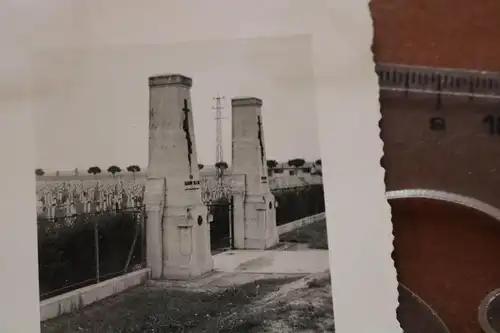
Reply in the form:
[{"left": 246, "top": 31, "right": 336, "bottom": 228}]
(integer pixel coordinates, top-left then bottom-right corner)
[
  {"left": 145, "top": 74, "right": 213, "bottom": 279},
  {"left": 143, "top": 177, "right": 165, "bottom": 279},
  {"left": 231, "top": 97, "right": 278, "bottom": 249}
]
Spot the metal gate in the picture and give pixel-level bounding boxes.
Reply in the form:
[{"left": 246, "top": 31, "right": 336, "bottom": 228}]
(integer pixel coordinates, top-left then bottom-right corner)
[
  {"left": 207, "top": 197, "right": 234, "bottom": 252},
  {"left": 200, "top": 175, "right": 236, "bottom": 253}
]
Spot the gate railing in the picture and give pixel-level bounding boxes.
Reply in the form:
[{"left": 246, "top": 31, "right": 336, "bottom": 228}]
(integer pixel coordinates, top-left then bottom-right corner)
[
  {"left": 37, "top": 206, "right": 147, "bottom": 300},
  {"left": 200, "top": 175, "right": 325, "bottom": 227},
  {"left": 200, "top": 175, "right": 234, "bottom": 204}
]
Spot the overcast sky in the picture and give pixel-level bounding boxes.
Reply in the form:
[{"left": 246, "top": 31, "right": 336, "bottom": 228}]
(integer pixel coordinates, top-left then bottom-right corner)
[{"left": 33, "top": 35, "right": 320, "bottom": 171}]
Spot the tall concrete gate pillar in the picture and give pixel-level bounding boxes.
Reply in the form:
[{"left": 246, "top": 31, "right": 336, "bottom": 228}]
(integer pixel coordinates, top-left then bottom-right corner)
[
  {"left": 144, "top": 74, "right": 213, "bottom": 279},
  {"left": 231, "top": 97, "right": 279, "bottom": 249}
]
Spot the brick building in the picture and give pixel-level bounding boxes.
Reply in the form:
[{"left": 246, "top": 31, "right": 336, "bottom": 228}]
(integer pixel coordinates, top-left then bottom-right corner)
[
  {"left": 371, "top": 0, "right": 500, "bottom": 71},
  {"left": 370, "top": 1, "right": 500, "bottom": 333}
]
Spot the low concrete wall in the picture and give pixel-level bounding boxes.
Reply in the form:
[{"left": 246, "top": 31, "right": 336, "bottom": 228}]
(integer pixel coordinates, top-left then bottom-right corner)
[
  {"left": 40, "top": 268, "right": 151, "bottom": 321},
  {"left": 277, "top": 212, "right": 326, "bottom": 235}
]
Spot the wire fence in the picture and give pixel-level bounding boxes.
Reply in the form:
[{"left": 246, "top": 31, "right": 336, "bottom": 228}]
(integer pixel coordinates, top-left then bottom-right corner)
[
  {"left": 271, "top": 184, "right": 325, "bottom": 226},
  {"left": 37, "top": 206, "right": 147, "bottom": 300},
  {"left": 35, "top": 184, "right": 324, "bottom": 300}
]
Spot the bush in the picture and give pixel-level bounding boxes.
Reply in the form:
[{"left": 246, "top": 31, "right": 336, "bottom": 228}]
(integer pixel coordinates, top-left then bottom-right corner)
[
  {"left": 273, "top": 185, "right": 325, "bottom": 226},
  {"left": 37, "top": 208, "right": 145, "bottom": 299}
]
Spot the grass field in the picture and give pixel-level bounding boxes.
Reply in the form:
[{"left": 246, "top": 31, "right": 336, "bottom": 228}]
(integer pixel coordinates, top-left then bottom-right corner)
[
  {"left": 41, "top": 274, "right": 334, "bottom": 333},
  {"left": 40, "top": 216, "right": 333, "bottom": 333},
  {"left": 279, "top": 219, "right": 329, "bottom": 249}
]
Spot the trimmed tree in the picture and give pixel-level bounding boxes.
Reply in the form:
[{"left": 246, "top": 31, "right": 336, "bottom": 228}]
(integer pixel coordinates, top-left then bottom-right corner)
[
  {"left": 315, "top": 159, "right": 322, "bottom": 166},
  {"left": 107, "top": 165, "right": 122, "bottom": 178},
  {"left": 287, "top": 158, "right": 306, "bottom": 168},
  {"left": 198, "top": 163, "right": 204, "bottom": 170},
  {"left": 87, "top": 166, "right": 102, "bottom": 178},
  {"left": 266, "top": 159, "right": 278, "bottom": 169},
  {"left": 35, "top": 168, "right": 45, "bottom": 176},
  {"left": 215, "top": 161, "right": 228, "bottom": 169},
  {"left": 126, "top": 165, "right": 141, "bottom": 180},
  {"left": 266, "top": 159, "right": 278, "bottom": 176},
  {"left": 215, "top": 161, "right": 228, "bottom": 177},
  {"left": 287, "top": 158, "right": 306, "bottom": 176}
]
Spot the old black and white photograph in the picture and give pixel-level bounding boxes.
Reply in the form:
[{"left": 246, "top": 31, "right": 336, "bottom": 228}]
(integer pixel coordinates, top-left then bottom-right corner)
[{"left": 33, "top": 35, "right": 333, "bottom": 332}]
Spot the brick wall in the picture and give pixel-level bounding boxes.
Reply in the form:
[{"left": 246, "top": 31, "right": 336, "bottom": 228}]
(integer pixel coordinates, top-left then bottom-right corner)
[
  {"left": 372, "top": 4, "right": 500, "bottom": 331},
  {"left": 372, "top": 0, "right": 500, "bottom": 207},
  {"left": 370, "top": 0, "right": 500, "bottom": 71},
  {"left": 381, "top": 92, "right": 500, "bottom": 208}
]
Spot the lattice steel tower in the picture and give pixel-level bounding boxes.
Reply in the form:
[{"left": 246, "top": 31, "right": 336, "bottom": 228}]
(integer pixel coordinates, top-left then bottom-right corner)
[
  {"left": 211, "top": 94, "right": 228, "bottom": 202},
  {"left": 213, "top": 94, "right": 225, "bottom": 175}
]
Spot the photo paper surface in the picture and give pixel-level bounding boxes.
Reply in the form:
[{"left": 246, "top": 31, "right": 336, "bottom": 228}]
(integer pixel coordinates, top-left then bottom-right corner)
[
  {"left": 33, "top": 35, "right": 335, "bottom": 332},
  {"left": 0, "top": 1, "right": 394, "bottom": 333},
  {"left": 312, "top": 2, "right": 402, "bottom": 333},
  {"left": 372, "top": 1, "right": 500, "bottom": 332}
]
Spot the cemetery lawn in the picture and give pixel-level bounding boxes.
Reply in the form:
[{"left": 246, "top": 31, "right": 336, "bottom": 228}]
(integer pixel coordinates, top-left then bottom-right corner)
[
  {"left": 279, "top": 219, "right": 329, "bottom": 249},
  {"left": 41, "top": 273, "right": 334, "bottom": 333}
]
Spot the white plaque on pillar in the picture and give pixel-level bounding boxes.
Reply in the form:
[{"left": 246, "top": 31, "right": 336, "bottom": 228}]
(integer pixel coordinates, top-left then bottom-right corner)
[{"left": 184, "top": 179, "right": 200, "bottom": 191}]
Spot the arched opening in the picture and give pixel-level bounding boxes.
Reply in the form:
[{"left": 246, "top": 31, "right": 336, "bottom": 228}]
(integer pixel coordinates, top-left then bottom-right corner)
[{"left": 388, "top": 189, "right": 500, "bottom": 333}]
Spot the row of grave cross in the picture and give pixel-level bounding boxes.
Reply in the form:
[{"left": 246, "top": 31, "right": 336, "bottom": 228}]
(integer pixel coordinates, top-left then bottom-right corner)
[
  {"left": 37, "top": 184, "right": 144, "bottom": 218},
  {"left": 39, "top": 194, "right": 143, "bottom": 218}
]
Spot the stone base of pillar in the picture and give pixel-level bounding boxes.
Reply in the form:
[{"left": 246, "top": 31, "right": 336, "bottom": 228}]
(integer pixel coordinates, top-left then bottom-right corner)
[
  {"left": 162, "top": 262, "right": 213, "bottom": 280},
  {"left": 238, "top": 194, "right": 279, "bottom": 250},
  {"left": 161, "top": 204, "right": 214, "bottom": 280},
  {"left": 144, "top": 178, "right": 166, "bottom": 280}
]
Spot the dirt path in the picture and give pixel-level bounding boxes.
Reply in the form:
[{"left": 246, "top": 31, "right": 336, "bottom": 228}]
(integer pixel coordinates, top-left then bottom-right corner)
[
  {"left": 213, "top": 271, "right": 334, "bottom": 333},
  {"left": 41, "top": 272, "right": 334, "bottom": 333},
  {"left": 279, "top": 219, "right": 329, "bottom": 250},
  {"left": 41, "top": 221, "right": 334, "bottom": 333}
]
